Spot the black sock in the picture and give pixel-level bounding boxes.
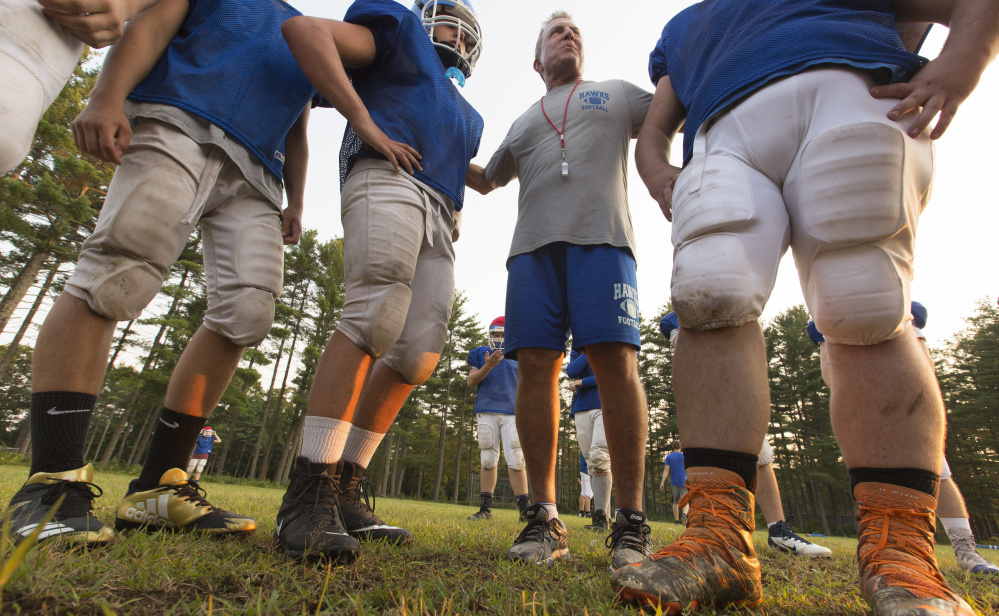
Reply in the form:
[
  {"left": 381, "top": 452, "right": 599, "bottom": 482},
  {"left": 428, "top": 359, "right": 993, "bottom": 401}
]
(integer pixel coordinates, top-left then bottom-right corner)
[
  {"left": 684, "top": 447, "right": 759, "bottom": 493},
  {"left": 135, "top": 407, "right": 205, "bottom": 490},
  {"left": 29, "top": 391, "right": 97, "bottom": 475},
  {"left": 849, "top": 467, "right": 940, "bottom": 498},
  {"left": 479, "top": 492, "right": 493, "bottom": 510}
]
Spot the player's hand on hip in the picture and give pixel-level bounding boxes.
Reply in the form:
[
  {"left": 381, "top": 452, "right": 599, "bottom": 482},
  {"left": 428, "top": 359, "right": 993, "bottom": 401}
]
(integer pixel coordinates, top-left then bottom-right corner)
[
  {"left": 72, "top": 95, "right": 132, "bottom": 165},
  {"left": 281, "top": 205, "right": 303, "bottom": 245},
  {"left": 353, "top": 117, "right": 422, "bottom": 175},
  {"left": 37, "top": 0, "right": 137, "bottom": 48},
  {"left": 646, "top": 164, "right": 682, "bottom": 222},
  {"left": 871, "top": 54, "right": 981, "bottom": 140}
]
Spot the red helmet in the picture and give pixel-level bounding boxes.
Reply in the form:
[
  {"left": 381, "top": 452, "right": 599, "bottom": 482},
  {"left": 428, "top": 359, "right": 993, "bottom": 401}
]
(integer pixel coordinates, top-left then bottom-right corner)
[
  {"left": 202, "top": 426, "right": 213, "bottom": 432},
  {"left": 488, "top": 316, "right": 505, "bottom": 350}
]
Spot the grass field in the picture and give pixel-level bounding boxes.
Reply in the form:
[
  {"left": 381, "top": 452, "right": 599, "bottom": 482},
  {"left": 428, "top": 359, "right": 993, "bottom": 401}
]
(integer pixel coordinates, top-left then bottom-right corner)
[{"left": 1, "top": 465, "right": 997, "bottom": 615}]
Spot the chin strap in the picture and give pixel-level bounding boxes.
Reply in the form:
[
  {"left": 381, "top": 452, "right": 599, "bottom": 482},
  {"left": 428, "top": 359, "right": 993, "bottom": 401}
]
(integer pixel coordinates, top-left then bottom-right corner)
[{"left": 445, "top": 66, "right": 466, "bottom": 87}]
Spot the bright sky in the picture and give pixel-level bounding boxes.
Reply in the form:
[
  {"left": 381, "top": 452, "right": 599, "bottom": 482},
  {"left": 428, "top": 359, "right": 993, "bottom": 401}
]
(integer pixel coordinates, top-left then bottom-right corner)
[{"left": 290, "top": 0, "right": 999, "bottom": 349}]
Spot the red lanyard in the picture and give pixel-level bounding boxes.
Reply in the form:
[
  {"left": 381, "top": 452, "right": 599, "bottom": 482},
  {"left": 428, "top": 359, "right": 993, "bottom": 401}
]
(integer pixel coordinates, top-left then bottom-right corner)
[{"left": 541, "top": 79, "right": 582, "bottom": 175}]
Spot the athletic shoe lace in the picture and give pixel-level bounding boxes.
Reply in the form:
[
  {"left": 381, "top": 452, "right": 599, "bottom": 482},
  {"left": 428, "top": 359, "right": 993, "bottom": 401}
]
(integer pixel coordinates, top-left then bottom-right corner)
[
  {"left": 650, "top": 479, "right": 757, "bottom": 597},
  {"left": 513, "top": 518, "right": 555, "bottom": 546},
  {"left": 157, "top": 479, "right": 219, "bottom": 512},
  {"left": 41, "top": 479, "right": 103, "bottom": 517},
  {"left": 857, "top": 498, "right": 955, "bottom": 601},
  {"left": 773, "top": 520, "right": 809, "bottom": 543},
  {"left": 605, "top": 520, "right": 652, "bottom": 554}
]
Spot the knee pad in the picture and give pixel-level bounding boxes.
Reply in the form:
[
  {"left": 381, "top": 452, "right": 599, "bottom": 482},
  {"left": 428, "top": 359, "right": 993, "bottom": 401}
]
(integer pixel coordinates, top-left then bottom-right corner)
[
  {"left": 77, "top": 260, "right": 165, "bottom": 321},
  {"left": 355, "top": 282, "right": 412, "bottom": 358},
  {"left": 385, "top": 351, "right": 441, "bottom": 386},
  {"left": 588, "top": 446, "right": 611, "bottom": 474},
  {"left": 187, "top": 459, "right": 199, "bottom": 474},
  {"left": 205, "top": 286, "right": 276, "bottom": 347},
  {"left": 671, "top": 234, "right": 758, "bottom": 330},
  {"left": 477, "top": 423, "right": 499, "bottom": 469}
]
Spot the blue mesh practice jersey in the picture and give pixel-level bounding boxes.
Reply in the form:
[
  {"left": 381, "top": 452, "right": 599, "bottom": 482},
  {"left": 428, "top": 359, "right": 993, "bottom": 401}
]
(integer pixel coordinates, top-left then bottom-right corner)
[
  {"left": 659, "top": 312, "right": 679, "bottom": 339},
  {"left": 649, "top": 0, "right": 927, "bottom": 164},
  {"left": 339, "top": 0, "right": 483, "bottom": 210},
  {"left": 567, "top": 349, "right": 600, "bottom": 416},
  {"left": 193, "top": 434, "right": 216, "bottom": 456},
  {"left": 129, "top": 0, "right": 317, "bottom": 180},
  {"left": 580, "top": 452, "right": 589, "bottom": 475},
  {"left": 468, "top": 346, "right": 517, "bottom": 415}
]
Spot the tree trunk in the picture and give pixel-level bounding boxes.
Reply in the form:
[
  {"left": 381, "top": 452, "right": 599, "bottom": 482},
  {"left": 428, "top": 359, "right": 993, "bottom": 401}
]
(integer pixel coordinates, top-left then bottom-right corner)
[
  {"left": 248, "top": 336, "right": 287, "bottom": 478},
  {"left": 100, "top": 399, "right": 138, "bottom": 466},
  {"left": 106, "top": 319, "right": 136, "bottom": 373},
  {"left": 393, "top": 442, "right": 408, "bottom": 497},
  {"left": 213, "top": 411, "right": 238, "bottom": 476},
  {"left": 378, "top": 432, "right": 393, "bottom": 496},
  {"left": 810, "top": 478, "right": 831, "bottom": 535},
  {"left": 0, "top": 250, "right": 49, "bottom": 334},
  {"left": 0, "top": 265, "right": 58, "bottom": 376},
  {"left": 276, "top": 414, "right": 304, "bottom": 483},
  {"left": 261, "top": 318, "right": 302, "bottom": 480},
  {"left": 14, "top": 421, "right": 31, "bottom": 455},
  {"left": 452, "top": 388, "right": 469, "bottom": 504},
  {"left": 126, "top": 402, "right": 162, "bottom": 466},
  {"left": 431, "top": 351, "right": 454, "bottom": 502}
]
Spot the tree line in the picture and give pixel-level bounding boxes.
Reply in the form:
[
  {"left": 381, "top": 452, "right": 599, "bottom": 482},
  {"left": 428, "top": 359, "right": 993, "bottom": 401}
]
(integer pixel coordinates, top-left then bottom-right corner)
[{"left": 2, "top": 57, "right": 997, "bottom": 541}]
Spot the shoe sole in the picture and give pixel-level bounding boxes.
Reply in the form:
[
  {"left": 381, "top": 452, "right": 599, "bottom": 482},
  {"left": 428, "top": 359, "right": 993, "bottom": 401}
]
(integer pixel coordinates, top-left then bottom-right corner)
[
  {"left": 613, "top": 586, "right": 762, "bottom": 614},
  {"left": 349, "top": 530, "right": 414, "bottom": 546},
  {"left": 767, "top": 539, "right": 832, "bottom": 558},
  {"left": 273, "top": 534, "right": 361, "bottom": 564},
  {"left": 115, "top": 518, "right": 257, "bottom": 537}
]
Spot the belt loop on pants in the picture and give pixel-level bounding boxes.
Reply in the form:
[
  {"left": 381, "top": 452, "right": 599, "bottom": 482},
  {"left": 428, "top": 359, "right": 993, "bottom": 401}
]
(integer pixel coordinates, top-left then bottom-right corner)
[
  {"left": 181, "top": 147, "right": 227, "bottom": 225},
  {"left": 687, "top": 119, "right": 712, "bottom": 194}
]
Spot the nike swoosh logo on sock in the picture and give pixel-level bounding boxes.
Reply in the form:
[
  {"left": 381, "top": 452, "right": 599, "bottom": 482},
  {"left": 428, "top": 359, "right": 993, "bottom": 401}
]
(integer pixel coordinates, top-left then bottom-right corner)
[
  {"left": 159, "top": 418, "right": 180, "bottom": 429},
  {"left": 47, "top": 407, "right": 91, "bottom": 415}
]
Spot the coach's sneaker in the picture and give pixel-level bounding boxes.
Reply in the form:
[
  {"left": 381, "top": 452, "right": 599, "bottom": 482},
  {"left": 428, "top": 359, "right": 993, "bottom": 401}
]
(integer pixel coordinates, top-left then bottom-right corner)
[
  {"left": 768, "top": 520, "right": 832, "bottom": 558},
  {"left": 275, "top": 457, "right": 360, "bottom": 562},
  {"left": 611, "top": 468, "right": 762, "bottom": 614},
  {"left": 586, "top": 508, "right": 610, "bottom": 532},
  {"left": 116, "top": 469, "right": 256, "bottom": 535},
  {"left": 606, "top": 508, "right": 654, "bottom": 572},
  {"left": 949, "top": 528, "right": 999, "bottom": 574},
  {"left": 3, "top": 464, "right": 113, "bottom": 546},
  {"left": 506, "top": 504, "right": 569, "bottom": 565},
  {"left": 338, "top": 461, "right": 413, "bottom": 545},
  {"left": 468, "top": 493, "right": 493, "bottom": 521},
  {"left": 855, "top": 482, "right": 975, "bottom": 616}
]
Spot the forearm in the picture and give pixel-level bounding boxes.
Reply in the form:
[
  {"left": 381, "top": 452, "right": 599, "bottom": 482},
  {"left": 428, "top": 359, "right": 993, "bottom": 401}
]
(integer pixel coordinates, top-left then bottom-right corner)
[
  {"left": 282, "top": 17, "right": 377, "bottom": 130},
  {"left": 896, "top": 0, "right": 999, "bottom": 67},
  {"left": 467, "top": 365, "right": 493, "bottom": 386},
  {"left": 90, "top": 0, "right": 189, "bottom": 104},
  {"left": 466, "top": 163, "right": 494, "bottom": 195},
  {"left": 283, "top": 106, "right": 310, "bottom": 209}
]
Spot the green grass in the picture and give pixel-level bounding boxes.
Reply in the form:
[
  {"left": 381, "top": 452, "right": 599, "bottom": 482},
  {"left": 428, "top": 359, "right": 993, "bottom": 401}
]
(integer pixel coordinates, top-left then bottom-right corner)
[{"left": 1, "top": 465, "right": 997, "bottom": 615}]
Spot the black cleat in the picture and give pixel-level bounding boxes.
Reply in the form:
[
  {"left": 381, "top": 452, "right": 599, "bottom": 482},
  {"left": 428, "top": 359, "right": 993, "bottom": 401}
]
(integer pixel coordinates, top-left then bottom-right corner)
[
  {"left": 3, "top": 464, "right": 113, "bottom": 546},
  {"left": 606, "top": 508, "right": 654, "bottom": 572},
  {"left": 585, "top": 508, "right": 610, "bottom": 532},
  {"left": 506, "top": 504, "right": 569, "bottom": 565},
  {"left": 275, "top": 457, "right": 360, "bottom": 563},
  {"left": 338, "top": 461, "right": 413, "bottom": 545}
]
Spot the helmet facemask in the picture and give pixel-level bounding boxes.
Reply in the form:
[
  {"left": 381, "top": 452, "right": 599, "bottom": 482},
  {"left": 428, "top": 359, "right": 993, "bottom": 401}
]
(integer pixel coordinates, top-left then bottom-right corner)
[
  {"left": 488, "top": 325, "right": 504, "bottom": 351},
  {"left": 414, "top": 0, "right": 482, "bottom": 79}
]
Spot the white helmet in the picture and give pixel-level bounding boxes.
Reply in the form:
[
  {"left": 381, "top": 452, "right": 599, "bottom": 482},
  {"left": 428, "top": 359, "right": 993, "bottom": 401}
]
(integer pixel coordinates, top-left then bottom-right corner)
[{"left": 412, "top": 0, "right": 482, "bottom": 79}]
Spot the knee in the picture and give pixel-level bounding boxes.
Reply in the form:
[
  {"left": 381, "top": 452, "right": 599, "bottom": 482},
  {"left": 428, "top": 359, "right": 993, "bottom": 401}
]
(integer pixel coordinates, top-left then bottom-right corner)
[
  {"left": 507, "top": 448, "right": 525, "bottom": 471},
  {"left": 480, "top": 448, "right": 499, "bottom": 470},
  {"left": 206, "top": 287, "right": 276, "bottom": 347},
  {"left": 354, "top": 282, "right": 412, "bottom": 357},
  {"left": 78, "top": 260, "right": 163, "bottom": 321},
  {"left": 671, "top": 235, "right": 760, "bottom": 331},
  {"left": 808, "top": 245, "right": 906, "bottom": 345},
  {"left": 588, "top": 447, "right": 611, "bottom": 474}
]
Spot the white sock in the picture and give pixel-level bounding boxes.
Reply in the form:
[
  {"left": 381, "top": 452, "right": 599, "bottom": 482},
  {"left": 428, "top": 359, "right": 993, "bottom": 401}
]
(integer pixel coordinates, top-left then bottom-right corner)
[
  {"left": 591, "top": 473, "right": 612, "bottom": 514},
  {"left": 941, "top": 517, "right": 972, "bottom": 535},
  {"left": 300, "top": 416, "right": 351, "bottom": 464},
  {"left": 341, "top": 426, "right": 385, "bottom": 468},
  {"left": 538, "top": 502, "right": 559, "bottom": 519}
]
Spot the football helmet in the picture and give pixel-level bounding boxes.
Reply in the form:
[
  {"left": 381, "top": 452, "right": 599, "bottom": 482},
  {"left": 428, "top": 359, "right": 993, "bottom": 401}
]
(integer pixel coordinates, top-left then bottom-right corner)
[
  {"left": 412, "top": 0, "right": 482, "bottom": 79},
  {"left": 488, "top": 316, "right": 505, "bottom": 351}
]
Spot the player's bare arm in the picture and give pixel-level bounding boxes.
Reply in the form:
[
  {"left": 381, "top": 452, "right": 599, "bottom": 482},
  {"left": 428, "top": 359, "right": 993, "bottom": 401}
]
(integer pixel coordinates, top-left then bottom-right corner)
[
  {"left": 872, "top": 0, "right": 999, "bottom": 139},
  {"left": 281, "top": 105, "right": 310, "bottom": 245},
  {"left": 72, "top": 0, "right": 189, "bottom": 164},
  {"left": 465, "top": 163, "right": 494, "bottom": 195},
  {"left": 467, "top": 350, "right": 503, "bottom": 386},
  {"left": 38, "top": 0, "right": 162, "bottom": 48},
  {"left": 282, "top": 16, "right": 422, "bottom": 175},
  {"left": 635, "top": 76, "right": 685, "bottom": 221}
]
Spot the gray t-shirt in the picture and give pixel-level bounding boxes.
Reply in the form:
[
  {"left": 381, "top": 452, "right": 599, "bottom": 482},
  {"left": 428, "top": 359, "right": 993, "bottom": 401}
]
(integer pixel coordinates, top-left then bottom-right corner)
[
  {"left": 125, "top": 101, "right": 284, "bottom": 207},
  {"left": 484, "top": 79, "right": 652, "bottom": 261}
]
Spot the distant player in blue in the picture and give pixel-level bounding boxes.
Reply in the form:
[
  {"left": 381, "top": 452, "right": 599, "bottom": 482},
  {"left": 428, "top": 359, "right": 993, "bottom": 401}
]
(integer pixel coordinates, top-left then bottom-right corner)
[
  {"left": 567, "top": 347, "right": 613, "bottom": 531},
  {"left": 187, "top": 426, "right": 221, "bottom": 482},
  {"left": 275, "top": 0, "right": 485, "bottom": 563},
  {"left": 619, "top": 0, "right": 998, "bottom": 612},
  {"left": 659, "top": 441, "right": 687, "bottom": 524},
  {"left": 577, "top": 452, "right": 591, "bottom": 518},
  {"left": 466, "top": 317, "right": 530, "bottom": 521}
]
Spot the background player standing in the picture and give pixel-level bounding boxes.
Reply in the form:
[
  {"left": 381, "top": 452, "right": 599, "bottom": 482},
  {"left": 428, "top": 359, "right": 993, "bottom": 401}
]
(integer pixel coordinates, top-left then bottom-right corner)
[
  {"left": 659, "top": 440, "right": 687, "bottom": 525},
  {"left": 274, "top": 0, "right": 484, "bottom": 563},
  {"left": 567, "top": 346, "right": 613, "bottom": 531},
  {"left": 187, "top": 426, "right": 221, "bottom": 482},
  {"left": 465, "top": 317, "right": 531, "bottom": 521}
]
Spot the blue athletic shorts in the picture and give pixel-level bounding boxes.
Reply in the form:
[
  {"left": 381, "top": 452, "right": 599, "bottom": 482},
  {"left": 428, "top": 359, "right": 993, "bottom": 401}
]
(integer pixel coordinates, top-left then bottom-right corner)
[{"left": 505, "top": 243, "right": 641, "bottom": 358}]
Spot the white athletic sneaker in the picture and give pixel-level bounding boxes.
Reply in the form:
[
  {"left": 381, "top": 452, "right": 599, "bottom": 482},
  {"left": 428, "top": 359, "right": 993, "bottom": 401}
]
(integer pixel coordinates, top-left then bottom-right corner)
[
  {"left": 767, "top": 520, "right": 832, "bottom": 557},
  {"left": 950, "top": 529, "right": 999, "bottom": 574}
]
